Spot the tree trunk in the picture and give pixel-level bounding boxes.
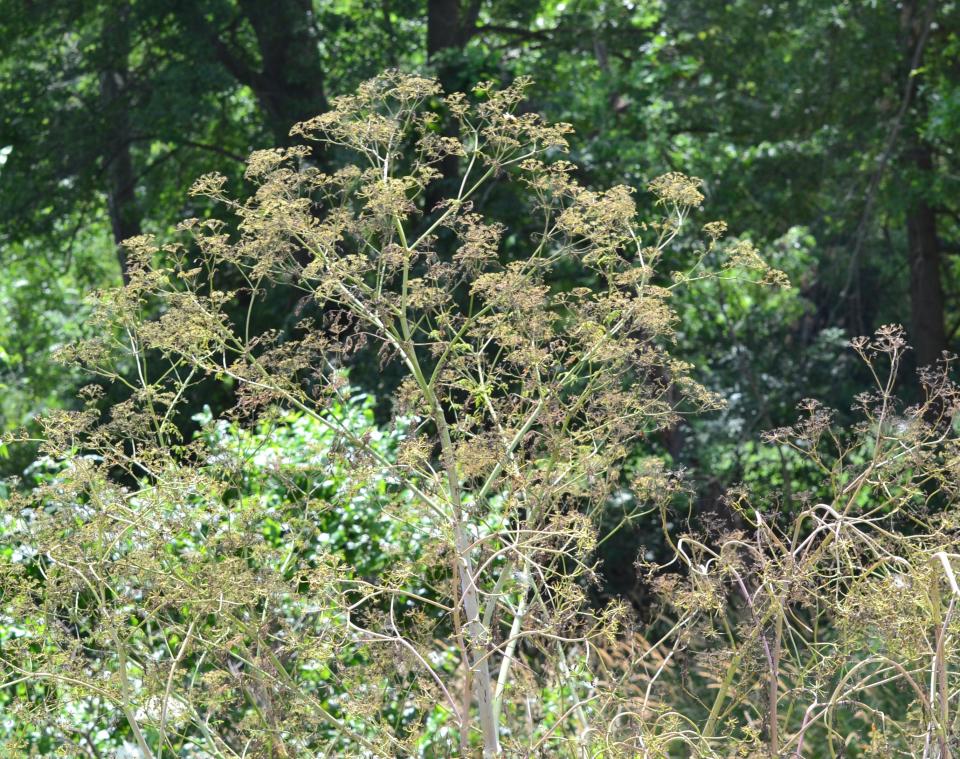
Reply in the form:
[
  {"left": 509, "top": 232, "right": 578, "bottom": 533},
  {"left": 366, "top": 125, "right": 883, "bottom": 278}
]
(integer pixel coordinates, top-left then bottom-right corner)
[
  {"left": 426, "top": 0, "right": 479, "bottom": 208},
  {"left": 427, "top": 0, "right": 481, "bottom": 91},
  {"left": 181, "top": 0, "right": 327, "bottom": 146},
  {"left": 907, "top": 144, "right": 945, "bottom": 367},
  {"left": 237, "top": 0, "right": 328, "bottom": 143},
  {"left": 900, "top": 2, "right": 944, "bottom": 367},
  {"left": 99, "top": 2, "right": 140, "bottom": 284},
  {"left": 427, "top": 0, "right": 463, "bottom": 61}
]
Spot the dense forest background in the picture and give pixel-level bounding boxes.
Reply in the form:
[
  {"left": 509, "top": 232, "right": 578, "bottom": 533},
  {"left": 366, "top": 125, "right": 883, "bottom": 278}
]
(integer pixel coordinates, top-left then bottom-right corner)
[
  {"left": 3, "top": 2, "right": 960, "bottom": 756},
  {"left": 1, "top": 0, "right": 958, "bottom": 602}
]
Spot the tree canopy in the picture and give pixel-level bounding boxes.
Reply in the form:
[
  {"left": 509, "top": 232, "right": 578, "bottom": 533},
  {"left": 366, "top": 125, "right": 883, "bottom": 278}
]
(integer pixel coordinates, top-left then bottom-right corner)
[{"left": 2, "top": 2, "right": 960, "bottom": 755}]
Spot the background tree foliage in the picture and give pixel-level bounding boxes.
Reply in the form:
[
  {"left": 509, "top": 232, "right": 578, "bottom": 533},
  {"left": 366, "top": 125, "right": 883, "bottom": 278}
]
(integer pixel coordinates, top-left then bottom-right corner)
[
  {"left": 3, "top": 1, "right": 958, "bottom": 490},
  {"left": 2, "top": 2, "right": 960, "bottom": 754}
]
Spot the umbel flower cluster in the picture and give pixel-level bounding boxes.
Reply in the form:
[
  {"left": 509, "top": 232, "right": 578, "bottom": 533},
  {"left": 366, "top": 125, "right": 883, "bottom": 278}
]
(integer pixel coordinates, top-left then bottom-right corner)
[{"left": 4, "top": 72, "right": 959, "bottom": 758}]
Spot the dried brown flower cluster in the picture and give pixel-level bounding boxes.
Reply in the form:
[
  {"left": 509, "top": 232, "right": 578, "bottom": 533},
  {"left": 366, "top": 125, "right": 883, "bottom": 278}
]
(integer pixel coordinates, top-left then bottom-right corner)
[
  {"left": 21, "top": 71, "right": 958, "bottom": 759},
  {"left": 623, "top": 326, "right": 960, "bottom": 757}
]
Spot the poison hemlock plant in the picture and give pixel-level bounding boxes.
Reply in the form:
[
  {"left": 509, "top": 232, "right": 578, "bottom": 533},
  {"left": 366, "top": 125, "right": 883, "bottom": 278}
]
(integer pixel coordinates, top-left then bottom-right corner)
[
  {"left": 2, "top": 398, "right": 410, "bottom": 756},
  {"left": 4, "top": 71, "right": 745, "bottom": 758},
  {"left": 6, "top": 72, "right": 956, "bottom": 759},
  {"left": 638, "top": 329, "right": 960, "bottom": 757}
]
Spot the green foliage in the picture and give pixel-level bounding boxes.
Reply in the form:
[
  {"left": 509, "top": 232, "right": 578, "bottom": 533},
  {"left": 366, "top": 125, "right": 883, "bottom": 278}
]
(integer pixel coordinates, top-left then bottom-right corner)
[
  {"left": 3, "top": 0, "right": 960, "bottom": 511},
  {"left": 1, "top": 394, "right": 413, "bottom": 756},
  {"left": 0, "top": 226, "right": 121, "bottom": 476},
  {"left": 2, "top": 1, "right": 960, "bottom": 753},
  {"left": 192, "top": 396, "right": 415, "bottom": 580}
]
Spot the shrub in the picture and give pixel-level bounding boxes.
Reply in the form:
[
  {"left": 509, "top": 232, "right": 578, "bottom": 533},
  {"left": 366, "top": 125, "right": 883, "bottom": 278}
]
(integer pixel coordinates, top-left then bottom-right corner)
[{"left": 633, "top": 328, "right": 960, "bottom": 756}]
